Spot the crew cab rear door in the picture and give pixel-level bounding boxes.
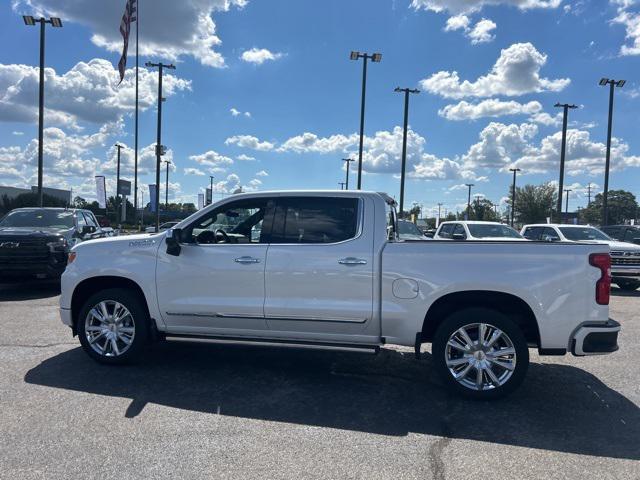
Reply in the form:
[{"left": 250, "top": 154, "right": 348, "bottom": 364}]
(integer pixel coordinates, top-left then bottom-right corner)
[{"left": 263, "top": 195, "right": 374, "bottom": 335}]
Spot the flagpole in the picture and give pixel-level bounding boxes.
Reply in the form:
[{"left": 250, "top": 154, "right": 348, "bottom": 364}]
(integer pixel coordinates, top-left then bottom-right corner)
[{"left": 134, "top": 0, "right": 139, "bottom": 229}]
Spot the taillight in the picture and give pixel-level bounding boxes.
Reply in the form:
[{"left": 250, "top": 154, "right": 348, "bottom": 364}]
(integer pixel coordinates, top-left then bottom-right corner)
[{"left": 589, "top": 253, "right": 611, "bottom": 305}]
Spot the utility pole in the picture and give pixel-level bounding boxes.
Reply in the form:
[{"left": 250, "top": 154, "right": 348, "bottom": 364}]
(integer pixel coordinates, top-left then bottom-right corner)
[
  {"left": 587, "top": 183, "right": 592, "bottom": 206},
  {"left": 564, "top": 189, "right": 572, "bottom": 216},
  {"left": 465, "top": 183, "right": 474, "bottom": 220},
  {"left": 115, "top": 144, "right": 124, "bottom": 223},
  {"left": 342, "top": 158, "right": 355, "bottom": 190},
  {"left": 338, "top": 182, "right": 346, "bottom": 190},
  {"left": 554, "top": 103, "right": 578, "bottom": 223},
  {"left": 350, "top": 51, "right": 382, "bottom": 190},
  {"left": 22, "top": 15, "right": 63, "bottom": 207},
  {"left": 437, "top": 202, "right": 443, "bottom": 228},
  {"left": 145, "top": 61, "right": 175, "bottom": 232},
  {"left": 599, "top": 78, "right": 625, "bottom": 226},
  {"left": 394, "top": 87, "right": 420, "bottom": 216},
  {"left": 509, "top": 168, "right": 521, "bottom": 227},
  {"left": 163, "top": 159, "right": 171, "bottom": 215},
  {"left": 209, "top": 175, "right": 214, "bottom": 205}
]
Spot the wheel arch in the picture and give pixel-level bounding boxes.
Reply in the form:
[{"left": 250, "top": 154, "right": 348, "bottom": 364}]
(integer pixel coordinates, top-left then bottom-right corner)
[
  {"left": 420, "top": 290, "right": 541, "bottom": 347},
  {"left": 70, "top": 276, "right": 152, "bottom": 335}
]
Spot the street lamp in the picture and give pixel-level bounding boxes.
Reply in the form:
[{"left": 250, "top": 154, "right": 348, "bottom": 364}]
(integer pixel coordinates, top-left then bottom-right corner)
[
  {"left": 114, "top": 143, "right": 124, "bottom": 223},
  {"left": 394, "top": 87, "right": 420, "bottom": 215},
  {"left": 145, "top": 61, "right": 175, "bottom": 232},
  {"left": 163, "top": 160, "right": 172, "bottom": 215},
  {"left": 23, "top": 15, "right": 63, "bottom": 207},
  {"left": 350, "top": 50, "right": 382, "bottom": 190},
  {"left": 554, "top": 103, "right": 578, "bottom": 223},
  {"left": 342, "top": 158, "right": 355, "bottom": 190},
  {"left": 509, "top": 168, "right": 521, "bottom": 227},
  {"left": 209, "top": 175, "right": 214, "bottom": 205},
  {"left": 599, "top": 78, "right": 625, "bottom": 226},
  {"left": 465, "top": 183, "right": 474, "bottom": 220},
  {"left": 564, "top": 188, "right": 572, "bottom": 216}
]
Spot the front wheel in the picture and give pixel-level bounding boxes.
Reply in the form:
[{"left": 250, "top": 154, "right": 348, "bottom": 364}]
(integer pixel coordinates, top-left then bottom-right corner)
[
  {"left": 77, "top": 288, "right": 150, "bottom": 364},
  {"left": 432, "top": 308, "right": 529, "bottom": 400},
  {"left": 615, "top": 279, "right": 640, "bottom": 291}
]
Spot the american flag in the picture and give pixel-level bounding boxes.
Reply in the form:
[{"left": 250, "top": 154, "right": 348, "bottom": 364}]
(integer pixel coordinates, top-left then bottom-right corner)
[{"left": 117, "top": 0, "right": 137, "bottom": 84}]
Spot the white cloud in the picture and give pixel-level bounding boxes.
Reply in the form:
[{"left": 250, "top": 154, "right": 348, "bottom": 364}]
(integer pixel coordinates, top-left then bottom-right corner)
[
  {"left": 420, "top": 42, "right": 570, "bottom": 98},
  {"left": 240, "top": 48, "right": 283, "bottom": 65},
  {"left": 411, "top": 0, "right": 561, "bottom": 15},
  {"left": 184, "top": 167, "right": 205, "bottom": 176},
  {"left": 225, "top": 135, "right": 275, "bottom": 151},
  {"left": 236, "top": 154, "right": 256, "bottom": 161},
  {"left": 528, "top": 111, "right": 563, "bottom": 127},
  {"left": 438, "top": 99, "right": 542, "bottom": 120},
  {"left": 230, "top": 107, "right": 251, "bottom": 117},
  {"left": 189, "top": 150, "right": 234, "bottom": 168},
  {"left": 277, "top": 132, "right": 358, "bottom": 154},
  {"left": 462, "top": 122, "right": 539, "bottom": 169},
  {"left": 256, "top": 170, "right": 268, "bottom": 177},
  {"left": 0, "top": 59, "right": 191, "bottom": 127},
  {"left": 612, "top": 5, "right": 640, "bottom": 56},
  {"left": 13, "top": 0, "right": 247, "bottom": 68},
  {"left": 12, "top": 131, "right": 23, "bottom": 136},
  {"left": 445, "top": 15, "right": 496, "bottom": 44}
]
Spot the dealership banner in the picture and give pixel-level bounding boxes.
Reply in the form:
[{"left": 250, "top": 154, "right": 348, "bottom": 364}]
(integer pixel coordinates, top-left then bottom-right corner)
[
  {"left": 198, "top": 193, "right": 204, "bottom": 210},
  {"left": 149, "top": 184, "right": 157, "bottom": 212},
  {"left": 95, "top": 176, "right": 107, "bottom": 209}
]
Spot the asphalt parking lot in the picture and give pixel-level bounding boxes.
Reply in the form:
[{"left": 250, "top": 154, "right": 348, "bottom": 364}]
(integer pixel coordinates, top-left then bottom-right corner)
[{"left": 0, "top": 282, "right": 638, "bottom": 480}]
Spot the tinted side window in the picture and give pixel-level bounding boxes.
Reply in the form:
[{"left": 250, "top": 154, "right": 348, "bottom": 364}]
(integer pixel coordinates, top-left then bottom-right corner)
[
  {"left": 271, "top": 197, "right": 359, "bottom": 244},
  {"left": 522, "top": 226, "right": 543, "bottom": 240},
  {"left": 76, "top": 212, "right": 87, "bottom": 227},
  {"left": 542, "top": 227, "right": 560, "bottom": 241},
  {"left": 603, "top": 227, "right": 620, "bottom": 240},
  {"left": 83, "top": 212, "right": 98, "bottom": 228},
  {"left": 438, "top": 224, "right": 453, "bottom": 238},
  {"left": 452, "top": 224, "right": 466, "bottom": 238},
  {"left": 624, "top": 228, "right": 639, "bottom": 242}
]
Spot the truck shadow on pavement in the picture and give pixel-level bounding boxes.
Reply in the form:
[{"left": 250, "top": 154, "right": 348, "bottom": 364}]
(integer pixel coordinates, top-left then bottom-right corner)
[
  {"left": 25, "top": 342, "right": 639, "bottom": 460},
  {"left": 0, "top": 281, "right": 60, "bottom": 301}
]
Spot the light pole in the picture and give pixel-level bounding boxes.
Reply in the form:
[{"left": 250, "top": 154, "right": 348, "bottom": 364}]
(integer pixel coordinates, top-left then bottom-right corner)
[
  {"left": 509, "top": 168, "right": 521, "bottom": 227},
  {"left": 465, "top": 183, "right": 474, "bottom": 220},
  {"left": 554, "top": 103, "right": 578, "bottom": 223},
  {"left": 338, "top": 182, "right": 346, "bottom": 190},
  {"left": 163, "top": 159, "right": 171, "bottom": 216},
  {"left": 394, "top": 87, "right": 420, "bottom": 215},
  {"left": 437, "top": 203, "right": 443, "bottom": 227},
  {"left": 350, "top": 51, "right": 382, "bottom": 190},
  {"left": 342, "top": 158, "right": 355, "bottom": 190},
  {"left": 22, "top": 15, "right": 62, "bottom": 207},
  {"left": 564, "top": 188, "right": 572, "bottom": 216},
  {"left": 209, "top": 175, "right": 214, "bottom": 205},
  {"left": 115, "top": 144, "right": 124, "bottom": 223},
  {"left": 587, "top": 183, "right": 592, "bottom": 206},
  {"left": 599, "top": 78, "right": 625, "bottom": 226},
  {"left": 145, "top": 61, "right": 175, "bottom": 232}
]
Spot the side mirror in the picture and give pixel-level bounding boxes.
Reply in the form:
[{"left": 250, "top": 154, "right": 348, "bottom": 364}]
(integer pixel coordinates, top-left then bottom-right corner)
[
  {"left": 166, "top": 228, "right": 182, "bottom": 256},
  {"left": 542, "top": 235, "right": 556, "bottom": 242},
  {"left": 452, "top": 233, "right": 466, "bottom": 240},
  {"left": 81, "top": 225, "right": 96, "bottom": 236}
]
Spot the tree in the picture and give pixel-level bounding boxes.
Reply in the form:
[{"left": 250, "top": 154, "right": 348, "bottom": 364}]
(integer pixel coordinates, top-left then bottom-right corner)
[
  {"left": 470, "top": 198, "right": 499, "bottom": 221},
  {"left": 510, "top": 183, "right": 557, "bottom": 225},
  {"left": 580, "top": 190, "right": 638, "bottom": 225},
  {"left": 72, "top": 196, "right": 88, "bottom": 208}
]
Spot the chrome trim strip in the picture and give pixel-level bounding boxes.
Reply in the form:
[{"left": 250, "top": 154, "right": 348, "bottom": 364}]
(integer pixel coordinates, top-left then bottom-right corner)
[{"left": 165, "top": 311, "right": 368, "bottom": 324}]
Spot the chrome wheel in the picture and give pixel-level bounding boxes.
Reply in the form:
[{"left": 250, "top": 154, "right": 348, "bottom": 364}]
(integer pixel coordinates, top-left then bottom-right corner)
[
  {"left": 84, "top": 300, "right": 135, "bottom": 357},
  {"left": 445, "top": 323, "right": 516, "bottom": 391}
]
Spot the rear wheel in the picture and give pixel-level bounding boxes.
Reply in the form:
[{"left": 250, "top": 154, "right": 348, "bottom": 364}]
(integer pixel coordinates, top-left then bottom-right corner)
[
  {"left": 432, "top": 308, "right": 529, "bottom": 400},
  {"left": 77, "top": 288, "right": 150, "bottom": 364},
  {"left": 615, "top": 279, "right": 640, "bottom": 291}
]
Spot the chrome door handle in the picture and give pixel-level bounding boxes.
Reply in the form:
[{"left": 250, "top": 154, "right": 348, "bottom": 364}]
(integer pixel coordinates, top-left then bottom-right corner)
[
  {"left": 338, "top": 257, "right": 367, "bottom": 265},
  {"left": 234, "top": 256, "right": 261, "bottom": 264}
]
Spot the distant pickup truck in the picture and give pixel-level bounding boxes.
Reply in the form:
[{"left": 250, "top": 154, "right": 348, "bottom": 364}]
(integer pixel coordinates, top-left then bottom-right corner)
[{"left": 60, "top": 191, "right": 619, "bottom": 399}]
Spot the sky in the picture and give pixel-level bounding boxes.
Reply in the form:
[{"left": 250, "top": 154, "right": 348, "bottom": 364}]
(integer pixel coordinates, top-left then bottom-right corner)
[{"left": 1, "top": 0, "right": 640, "bottom": 216}]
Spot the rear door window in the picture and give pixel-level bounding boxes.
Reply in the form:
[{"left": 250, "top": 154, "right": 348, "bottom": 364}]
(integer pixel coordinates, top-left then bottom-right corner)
[
  {"left": 438, "top": 224, "right": 453, "bottom": 238},
  {"left": 542, "top": 227, "right": 561, "bottom": 241},
  {"left": 522, "top": 226, "right": 544, "bottom": 240},
  {"left": 271, "top": 197, "right": 359, "bottom": 244},
  {"left": 452, "top": 223, "right": 466, "bottom": 238}
]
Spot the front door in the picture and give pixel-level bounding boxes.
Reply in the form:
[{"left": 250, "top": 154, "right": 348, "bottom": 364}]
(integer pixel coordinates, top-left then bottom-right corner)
[
  {"left": 263, "top": 195, "right": 374, "bottom": 338},
  {"left": 156, "top": 197, "right": 274, "bottom": 336}
]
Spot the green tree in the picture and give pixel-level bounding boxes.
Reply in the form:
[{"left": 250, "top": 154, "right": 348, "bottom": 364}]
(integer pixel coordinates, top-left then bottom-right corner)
[
  {"left": 580, "top": 190, "right": 638, "bottom": 225},
  {"left": 510, "top": 183, "right": 557, "bottom": 225},
  {"left": 470, "top": 198, "right": 499, "bottom": 221}
]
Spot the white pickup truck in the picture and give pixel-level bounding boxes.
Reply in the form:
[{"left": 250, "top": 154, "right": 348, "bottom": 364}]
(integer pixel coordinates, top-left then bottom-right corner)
[{"left": 60, "top": 191, "right": 620, "bottom": 399}]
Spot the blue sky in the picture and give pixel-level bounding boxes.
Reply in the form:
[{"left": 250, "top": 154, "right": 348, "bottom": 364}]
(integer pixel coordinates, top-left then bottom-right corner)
[{"left": 1, "top": 0, "right": 639, "bottom": 215}]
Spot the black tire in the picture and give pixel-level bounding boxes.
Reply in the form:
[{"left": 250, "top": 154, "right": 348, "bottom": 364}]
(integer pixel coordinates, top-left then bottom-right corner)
[
  {"left": 432, "top": 307, "right": 529, "bottom": 400},
  {"left": 77, "top": 288, "right": 150, "bottom": 365},
  {"left": 615, "top": 279, "right": 640, "bottom": 291}
]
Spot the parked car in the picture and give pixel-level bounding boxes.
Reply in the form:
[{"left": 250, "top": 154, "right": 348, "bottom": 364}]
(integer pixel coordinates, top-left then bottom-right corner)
[
  {"left": 521, "top": 223, "right": 640, "bottom": 291},
  {"left": 145, "top": 221, "right": 179, "bottom": 233},
  {"left": 0, "top": 207, "right": 104, "bottom": 280},
  {"left": 397, "top": 220, "right": 429, "bottom": 240},
  {"left": 60, "top": 191, "right": 619, "bottom": 400},
  {"left": 435, "top": 221, "right": 524, "bottom": 241},
  {"left": 600, "top": 225, "right": 640, "bottom": 245}
]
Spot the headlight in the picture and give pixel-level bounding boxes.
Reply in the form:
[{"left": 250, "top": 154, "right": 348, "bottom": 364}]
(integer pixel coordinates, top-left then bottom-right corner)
[{"left": 46, "top": 238, "right": 68, "bottom": 251}]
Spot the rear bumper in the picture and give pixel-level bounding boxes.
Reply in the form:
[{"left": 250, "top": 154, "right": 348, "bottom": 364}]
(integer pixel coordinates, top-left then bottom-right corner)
[{"left": 571, "top": 319, "right": 620, "bottom": 356}]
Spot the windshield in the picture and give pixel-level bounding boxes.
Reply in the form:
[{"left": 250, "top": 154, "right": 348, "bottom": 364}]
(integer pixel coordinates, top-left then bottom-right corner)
[
  {"left": 468, "top": 224, "right": 522, "bottom": 239},
  {"left": 559, "top": 227, "right": 611, "bottom": 241},
  {"left": 0, "top": 209, "right": 75, "bottom": 229},
  {"left": 398, "top": 221, "right": 422, "bottom": 236}
]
